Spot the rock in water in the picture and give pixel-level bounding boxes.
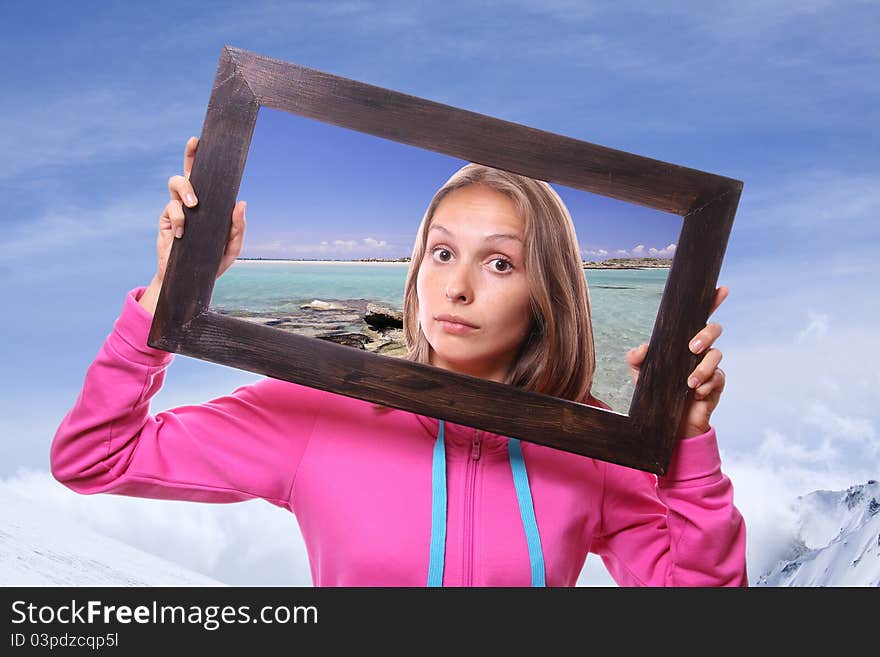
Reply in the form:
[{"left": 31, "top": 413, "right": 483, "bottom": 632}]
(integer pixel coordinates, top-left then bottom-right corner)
[
  {"left": 314, "top": 333, "right": 371, "bottom": 349},
  {"left": 301, "top": 299, "right": 346, "bottom": 311},
  {"left": 364, "top": 303, "right": 403, "bottom": 330}
]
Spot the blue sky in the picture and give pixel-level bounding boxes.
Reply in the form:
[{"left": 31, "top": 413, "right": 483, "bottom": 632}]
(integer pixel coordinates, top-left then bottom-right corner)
[
  {"left": 1, "top": 1, "right": 878, "bottom": 586},
  {"left": 240, "top": 107, "right": 679, "bottom": 259}
]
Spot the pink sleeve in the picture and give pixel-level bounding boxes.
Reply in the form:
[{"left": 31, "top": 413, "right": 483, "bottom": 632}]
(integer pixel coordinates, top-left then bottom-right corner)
[
  {"left": 590, "top": 428, "right": 748, "bottom": 587},
  {"left": 50, "top": 286, "right": 325, "bottom": 511}
]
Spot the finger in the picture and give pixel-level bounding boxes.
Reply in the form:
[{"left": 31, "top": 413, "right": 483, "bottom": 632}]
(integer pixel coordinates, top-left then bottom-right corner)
[
  {"left": 168, "top": 174, "right": 198, "bottom": 207},
  {"left": 687, "top": 347, "right": 723, "bottom": 388},
  {"left": 689, "top": 321, "right": 723, "bottom": 354},
  {"left": 218, "top": 202, "right": 247, "bottom": 278},
  {"left": 184, "top": 137, "right": 199, "bottom": 179},
  {"left": 224, "top": 201, "right": 247, "bottom": 255},
  {"left": 708, "top": 286, "right": 729, "bottom": 318},
  {"left": 694, "top": 368, "right": 725, "bottom": 399},
  {"left": 695, "top": 381, "right": 725, "bottom": 404},
  {"left": 161, "top": 200, "right": 186, "bottom": 239},
  {"left": 626, "top": 343, "right": 648, "bottom": 366}
]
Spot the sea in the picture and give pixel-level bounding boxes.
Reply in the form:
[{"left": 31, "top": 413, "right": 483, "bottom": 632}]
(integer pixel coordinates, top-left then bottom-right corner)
[{"left": 210, "top": 260, "right": 669, "bottom": 413}]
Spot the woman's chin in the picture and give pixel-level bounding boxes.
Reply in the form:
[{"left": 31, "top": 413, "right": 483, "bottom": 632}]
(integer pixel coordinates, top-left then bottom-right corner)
[{"left": 429, "top": 351, "right": 495, "bottom": 377}]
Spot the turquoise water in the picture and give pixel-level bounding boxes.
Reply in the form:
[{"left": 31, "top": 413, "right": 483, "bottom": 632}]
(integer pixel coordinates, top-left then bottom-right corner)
[
  {"left": 210, "top": 262, "right": 410, "bottom": 313},
  {"left": 211, "top": 261, "right": 669, "bottom": 413}
]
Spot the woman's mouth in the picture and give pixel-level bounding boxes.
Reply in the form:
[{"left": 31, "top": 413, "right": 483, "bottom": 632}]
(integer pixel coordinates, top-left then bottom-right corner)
[
  {"left": 435, "top": 314, "right": 479, "bottom": 335},
  {"left": 438, "top": 320, "right": 477, "bottom": 335}
]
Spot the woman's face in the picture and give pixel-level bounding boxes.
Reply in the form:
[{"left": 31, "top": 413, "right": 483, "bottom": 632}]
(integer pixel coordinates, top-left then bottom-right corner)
[{"left": 416, "top": 184, "right": 533, "bottom": 383}]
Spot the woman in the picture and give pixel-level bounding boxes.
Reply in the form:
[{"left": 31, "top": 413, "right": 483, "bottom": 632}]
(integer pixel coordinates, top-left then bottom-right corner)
[{"left": 50, "top": 137, "right": 746, "bottom": 587}]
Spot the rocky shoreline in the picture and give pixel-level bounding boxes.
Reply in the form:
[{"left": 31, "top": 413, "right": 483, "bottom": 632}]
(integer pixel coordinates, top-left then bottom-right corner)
[
  {"left": 215, "top": 259, "right": 668, "bottom": 354},
  {"left": 582, "top": 258, "right": 672, "bottom": 269},
  {"left": 214, "top": 298, "right": 408, "bottom": 357}
]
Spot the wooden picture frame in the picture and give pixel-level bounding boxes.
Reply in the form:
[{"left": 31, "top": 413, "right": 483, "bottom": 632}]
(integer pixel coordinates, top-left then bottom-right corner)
[{"left": 148, "top": 45, "right": 742, "bottom": 475}]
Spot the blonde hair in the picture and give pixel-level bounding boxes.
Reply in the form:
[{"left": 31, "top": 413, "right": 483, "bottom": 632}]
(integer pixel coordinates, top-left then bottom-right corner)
[{"left": 370, "top": 163, "right": 596, "bottom": 411}]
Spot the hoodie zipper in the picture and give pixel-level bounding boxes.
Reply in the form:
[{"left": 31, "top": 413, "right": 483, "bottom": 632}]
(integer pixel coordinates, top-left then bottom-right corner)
[{"left": 464, "top": 431, "right": 482, "bottom": 586}]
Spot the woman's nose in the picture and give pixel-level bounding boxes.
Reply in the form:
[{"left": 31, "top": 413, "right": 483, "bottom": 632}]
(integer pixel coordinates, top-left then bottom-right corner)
[
  {"left": 444, "top": 265, "right": 472, "bottom": 302},
  {"left": 445, "top": 286, "right": 468, "bottom": 302}
]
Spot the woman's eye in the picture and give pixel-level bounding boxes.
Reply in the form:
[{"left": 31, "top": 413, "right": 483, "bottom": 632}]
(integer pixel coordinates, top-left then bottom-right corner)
[
  {"left": 430, "top": 247, "right": 512, "bottom": 273},
  {"left": 432, "top": 247, "right": 452, "bottom": 262},
  {"left": 491, "top": 258, "right": 514, "bottom": 273}
]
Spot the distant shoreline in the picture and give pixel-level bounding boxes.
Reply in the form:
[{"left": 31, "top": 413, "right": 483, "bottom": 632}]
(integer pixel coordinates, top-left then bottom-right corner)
[
  {"left": 582, "top": 258, "right": 672, "bottom": 269},
  {"left": 236, "top": 257, "right": 672, "bottom": 269}
]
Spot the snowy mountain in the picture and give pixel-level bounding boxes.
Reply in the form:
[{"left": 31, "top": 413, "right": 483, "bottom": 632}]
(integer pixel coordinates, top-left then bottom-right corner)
[
  {"left": 757, "top": 480, "right": 880, "bottom": 586},
  {"left": 0, "top": 484, "right": 222, "bottom": 586}
]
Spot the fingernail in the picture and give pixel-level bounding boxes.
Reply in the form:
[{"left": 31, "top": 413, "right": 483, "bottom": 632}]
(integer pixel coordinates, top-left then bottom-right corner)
[
  {"left": 690, "top": 339, "right": 702, "bottom": 353},
  {"left": 175, "top": 227, "right": 184, "bottom": 239},
  {"left": 186, "top": 194, "right": 196, "bottom": 206},
  {"left": 688, "top": 376, "right": 699, "bottom": 388}
]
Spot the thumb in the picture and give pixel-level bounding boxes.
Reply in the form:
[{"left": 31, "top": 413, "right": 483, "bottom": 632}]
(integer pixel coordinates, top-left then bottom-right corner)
[
  {"left": 626, "top": 343, "right": 648, "bottom": 385},
  {"left": 625, "top": 343, "right": 648, "bottom": 366}
]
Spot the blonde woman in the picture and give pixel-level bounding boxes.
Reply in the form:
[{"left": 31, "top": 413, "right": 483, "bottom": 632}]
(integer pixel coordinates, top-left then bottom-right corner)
[{"left": 51, "top": 137, "right": 745, "bottom": 586}]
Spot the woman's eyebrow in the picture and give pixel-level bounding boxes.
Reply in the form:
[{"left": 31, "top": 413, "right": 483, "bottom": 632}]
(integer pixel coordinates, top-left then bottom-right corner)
[{"left": 429, "top": 224, "right": 522, "bottom": 243}]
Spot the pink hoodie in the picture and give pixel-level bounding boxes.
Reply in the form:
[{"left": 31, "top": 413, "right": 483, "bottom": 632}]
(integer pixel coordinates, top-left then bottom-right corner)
[{"left": 50, "top": 286, "right": 748, "bottom": 587}]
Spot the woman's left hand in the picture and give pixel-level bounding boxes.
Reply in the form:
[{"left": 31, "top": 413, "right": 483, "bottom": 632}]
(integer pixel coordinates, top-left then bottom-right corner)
[{"left": 626, "top": 286, "right": 729, "bottom": 439}]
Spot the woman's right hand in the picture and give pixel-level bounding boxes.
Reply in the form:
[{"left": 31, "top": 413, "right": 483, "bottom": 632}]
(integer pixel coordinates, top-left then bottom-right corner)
[
  {"left": 139, "top": 137, "right": 247, "bottom": 316},
  {"left": 155, "top": 136, "right": 247, "bottom": 284}
]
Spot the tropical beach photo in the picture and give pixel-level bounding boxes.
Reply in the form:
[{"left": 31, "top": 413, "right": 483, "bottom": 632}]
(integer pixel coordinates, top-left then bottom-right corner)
[{"left": 207, "top": 107, "right": 681, "bottom": 413}]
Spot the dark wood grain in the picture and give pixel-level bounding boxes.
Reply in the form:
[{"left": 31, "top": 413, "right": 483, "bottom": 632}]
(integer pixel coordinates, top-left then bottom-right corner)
[
  {"left": 628, "top": 186, "right": 741, "bottom": 460},
  {"left": 152, "top": 50, "right": 259, "bottom": 349},
  {"left": 147, "top": 45, "right": 743, "bottom": 475},
  {"left": 175, "top": 310, "right": 655, "bottom": 470},
  {"left": 225, "top": 46, "right": 738, "bottom": 217}
]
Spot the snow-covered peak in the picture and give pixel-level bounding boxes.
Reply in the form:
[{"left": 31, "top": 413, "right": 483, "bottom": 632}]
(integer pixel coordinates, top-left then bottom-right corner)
[{"left": 757, "top": 480, "right": 880, "bottom": 586}]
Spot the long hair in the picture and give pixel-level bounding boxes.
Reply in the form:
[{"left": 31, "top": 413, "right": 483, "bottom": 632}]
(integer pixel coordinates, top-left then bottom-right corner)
[{"left": 383, "top": 163, "right": 595, "bottom": 406}]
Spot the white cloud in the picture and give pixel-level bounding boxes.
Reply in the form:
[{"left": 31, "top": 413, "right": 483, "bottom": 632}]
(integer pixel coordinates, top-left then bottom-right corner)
[
  {"left": 0, "top": 89, "right": 195, "bottom": 180},
  {"left": 1, "top": 468, "right": 312, "bottom": 586},
  {"left": 737, "top": 171, "right": 880, "bottom": 238},
  {"left": 648, "top": 243, "right": 676, "bottom": 257},
  {"left": 757, "top": 428, "right": 838, "bottom": 464},
  {"left": 803, "top": 402, "right": 878, "bottom": 455},
  {"left": 2, "top": 196, "right": 157, "bottom": 265},
  {"left": 363, "top": 237, "right": 388, "bottom": 248},
  {"left": 795, "top": 310, "right": 829, "bottom": 344},
  {"left": 245, "top": 236, "right": 391, "bottom": 257},
  {"left": 719, "top": 455, "right": 803, "bottom": 578},
  {"left": 582, "top": 244, "right": 675, "bottom": 259}
]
